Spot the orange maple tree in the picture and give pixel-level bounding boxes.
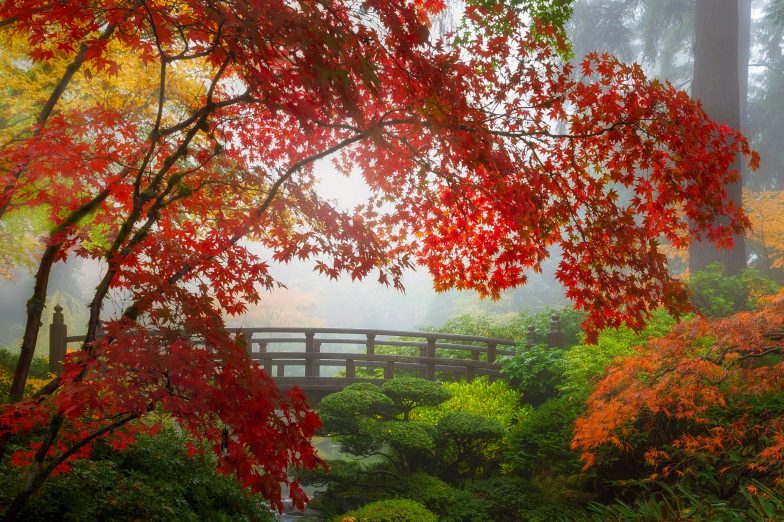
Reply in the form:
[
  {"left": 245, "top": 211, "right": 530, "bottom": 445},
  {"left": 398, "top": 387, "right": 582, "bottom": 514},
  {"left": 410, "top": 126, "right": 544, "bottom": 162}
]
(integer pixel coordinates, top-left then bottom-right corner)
[
  {"left": 573, "top": 290, "right": 784, "bottom": 492},
  {"left": 0, "top": 0, "right": 758, "bottom": 518},
  {"left": 745, "top": 190, "right": 784, "bottom": 277}
]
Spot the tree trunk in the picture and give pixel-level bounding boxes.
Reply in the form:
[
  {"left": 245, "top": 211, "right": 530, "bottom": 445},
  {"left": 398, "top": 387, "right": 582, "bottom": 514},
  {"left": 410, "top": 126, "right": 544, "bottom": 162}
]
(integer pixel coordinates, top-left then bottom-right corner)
[{"left": 689, "top": 0, "right": 747, "bottom": 275}]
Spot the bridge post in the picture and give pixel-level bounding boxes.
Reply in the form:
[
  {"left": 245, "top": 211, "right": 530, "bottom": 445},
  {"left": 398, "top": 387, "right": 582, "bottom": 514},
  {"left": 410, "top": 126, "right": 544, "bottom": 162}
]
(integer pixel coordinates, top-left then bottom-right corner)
[
  {"left": 525, "top": 325, "right": 536, "bottom": 348},
  {"left": 486, "top": 342, "right": 497, "bottom": 364},
  {"left": 384, "top": 360, "right": 395, "bottom": 379},
  {"left": 346, "top": 359, "right": 355, "bottom": 378},
  {"left": 366, "top": 334, "right": 375, "bottom": 356},
  {"left": 235, "top": 329, "right": 252, "bottom": 359},
  {"left": 546, "top": 313, "right": 564, "bottom": 348},
  {"left": 424, "top": 337, "right": 436, "bottom": 380},
  {"left": 305, "top": 331, "right": 317, "bottom": 377},
  {"left": 467, "top": 351, "right": 479, "bottom": 380},
  {"left": 49, "top": 305, "right": 67, "bottom": 374},
  {"left": 258, "top": 341, "right": 269, "bottom": 373},
  {"left": 314, "top": 340, "right": 322, "bottom": 377}
]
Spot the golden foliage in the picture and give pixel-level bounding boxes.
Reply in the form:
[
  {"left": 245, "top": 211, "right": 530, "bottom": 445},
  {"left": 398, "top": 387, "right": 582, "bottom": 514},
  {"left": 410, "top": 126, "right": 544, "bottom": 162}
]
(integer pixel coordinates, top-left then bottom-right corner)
[
  {"left": 659, "top": 189, "right": 784, "bottom": 276},
  {"left": 745, "top": 190, "right": 784, "bottom": 271}
]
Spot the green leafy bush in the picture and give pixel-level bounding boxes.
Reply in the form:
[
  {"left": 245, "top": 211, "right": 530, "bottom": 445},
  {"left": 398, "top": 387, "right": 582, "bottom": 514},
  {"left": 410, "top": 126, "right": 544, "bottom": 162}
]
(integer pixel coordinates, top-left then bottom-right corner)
[
  {"left": 502, "top": 345, "right": 566, "bottom": 406},
  {"left": 428, "top": 307, "right": 585, "bottom": 347},
  {"left": 507, "top": 395, "right": 585, "bottom": 478},
  {"left": 437, "top": 412, "right": 504, "bottom": 481},
  {"left": 559, "top": 308, "right": 677, "bottom": 398},
  {"left": 0, "top": 347, "right": 52, "bottom": 400},
  {"left": 0, "top": 347, "right": 49, "bottom": 378},
  {"left": 412, "top": 378, "right": 525, "bottom": 431},
  {"left": 364, "top": 420, "right": 437, "bottom": 453},
  {"left": 688, "top": 262, "right": 779, "bottom": 318},
  {"left": 379, "top": 377, "right": 451, "bottom": 419},
  {"left": 466, "top": 476, "right": 541, "bottom": 521},
  {"left": 397, "top": 472, "right": 491, "bottom": 522},
  {"left": 0, "top": 427, "right": 274, "bottom": 521},
  {"left": 587, "top": 481, "right": 784, "bottom": 521},
  {"left": 333, "top": 499, "right": 437, "bottom": 522},
  {"left": 467, "top": 476, "right": 589, "bottom": 522}
]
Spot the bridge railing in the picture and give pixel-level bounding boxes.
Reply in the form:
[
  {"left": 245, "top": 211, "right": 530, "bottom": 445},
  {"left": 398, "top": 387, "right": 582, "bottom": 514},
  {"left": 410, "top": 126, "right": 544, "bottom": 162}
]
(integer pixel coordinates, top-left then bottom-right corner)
[
  {"left": 227, "top": 327, "right": 518, "bottom": 383},
  {"left": 48, "top": 307, "right": 566, "bottom": 386}
]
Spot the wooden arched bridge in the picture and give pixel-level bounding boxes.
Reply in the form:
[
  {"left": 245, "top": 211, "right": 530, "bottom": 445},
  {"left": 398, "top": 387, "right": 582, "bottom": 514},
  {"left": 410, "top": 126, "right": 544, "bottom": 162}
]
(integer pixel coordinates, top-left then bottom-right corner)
[
  {"left": 229, "top": 327, "right": 517, "bottom": 402},
  {"left": 48, "top": 307, "right": 566, "bottom": 403}
]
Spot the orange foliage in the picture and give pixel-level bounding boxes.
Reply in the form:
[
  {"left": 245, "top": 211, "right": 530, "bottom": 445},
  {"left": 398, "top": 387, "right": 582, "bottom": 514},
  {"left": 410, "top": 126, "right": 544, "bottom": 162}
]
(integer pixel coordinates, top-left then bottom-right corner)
[
  {"left": 573, "top": 290, "right": 784, "bottom": 485},
  {"left": 746, "top": 190, "right": 784, "bottom": 273},
  {"left": 661, "top": 189, "right": 784, "bottom": 276}
]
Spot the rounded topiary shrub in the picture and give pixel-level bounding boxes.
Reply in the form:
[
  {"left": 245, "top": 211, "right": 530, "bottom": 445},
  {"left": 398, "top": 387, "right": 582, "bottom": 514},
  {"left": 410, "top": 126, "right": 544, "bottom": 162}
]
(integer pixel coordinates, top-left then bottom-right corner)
[{"left": 334, "top": 499, "right": 437, "bottom": 522}]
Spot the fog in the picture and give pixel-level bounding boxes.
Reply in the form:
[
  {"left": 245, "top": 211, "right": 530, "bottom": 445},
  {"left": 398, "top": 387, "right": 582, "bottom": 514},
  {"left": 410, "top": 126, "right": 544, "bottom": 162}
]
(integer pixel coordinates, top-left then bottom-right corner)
[{"left": 0, "top": 162, "right": 569, "bottom": 349}]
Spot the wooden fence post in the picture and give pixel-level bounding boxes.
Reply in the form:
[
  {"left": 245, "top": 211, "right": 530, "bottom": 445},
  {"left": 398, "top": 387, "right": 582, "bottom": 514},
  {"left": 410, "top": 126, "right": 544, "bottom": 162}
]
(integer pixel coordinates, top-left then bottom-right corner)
[{"left": 49, "top": 304, "right": 67, "bottom": 374}]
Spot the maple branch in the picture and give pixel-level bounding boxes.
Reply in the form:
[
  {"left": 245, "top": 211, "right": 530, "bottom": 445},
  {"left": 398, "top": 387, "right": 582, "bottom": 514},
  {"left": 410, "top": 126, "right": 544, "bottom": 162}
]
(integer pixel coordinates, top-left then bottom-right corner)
[
  {"left": 171, "top": 13, "right": 225, "bottom": 62},
  {"left": 46, "top": 412, "right": 142, "bottom": 474},
  {"left": 125, "top": 128, "right": 375, "bottom": 322},
  {"left": 491, "top": 120, "right": 635, "bottom": 140},
  {"left": 736, "top": 346, "right": 784, "bottom": 360},
  {"left": 160, "top": 92, "right": 254, "bottom": 136},
  {"left": 86, "top": 55, "right": 235, "bottom": 348},
  {"left": 2, "top": 412, "right": 141, "bottom": 522}
]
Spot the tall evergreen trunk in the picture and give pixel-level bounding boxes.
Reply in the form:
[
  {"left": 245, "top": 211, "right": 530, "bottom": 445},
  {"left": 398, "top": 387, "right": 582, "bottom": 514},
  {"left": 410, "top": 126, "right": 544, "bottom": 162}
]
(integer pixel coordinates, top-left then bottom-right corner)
[{"left": 689, "top": 0, "right": 748, "bottom": 275}]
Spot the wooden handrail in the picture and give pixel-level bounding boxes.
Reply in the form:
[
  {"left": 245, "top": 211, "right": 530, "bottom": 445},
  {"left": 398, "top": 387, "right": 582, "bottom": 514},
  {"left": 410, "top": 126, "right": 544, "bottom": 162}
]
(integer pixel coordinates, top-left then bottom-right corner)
[
  {"left": 229, "top": 326, "right": 517, "bottom": 345},
  {"left": 47, "top": 312, "right": 568, "bottom": 392}
]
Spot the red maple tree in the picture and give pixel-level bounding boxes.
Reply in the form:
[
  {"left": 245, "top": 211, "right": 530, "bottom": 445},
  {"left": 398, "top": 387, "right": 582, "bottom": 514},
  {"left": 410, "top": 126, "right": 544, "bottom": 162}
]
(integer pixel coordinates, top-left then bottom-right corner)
[
  {"left": 0, "top": 0, "right": 756, "bottom": 518},
  {"left": 573, "top": 290, "right": 784, "bottom": 493}
]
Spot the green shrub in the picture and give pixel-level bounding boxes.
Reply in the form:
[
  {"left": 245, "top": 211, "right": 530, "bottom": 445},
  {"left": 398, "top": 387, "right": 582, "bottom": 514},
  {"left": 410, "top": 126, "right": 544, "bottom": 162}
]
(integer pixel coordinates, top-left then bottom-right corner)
[
  {"left": 0, "top": 347, "right": 49, "bottom": 378},
  {"left": 379, "top": 377, "right": 451, "bottom": 419},
  {"left": 507, "top": 395, "right": 585, "bottom": 478},
  {"left": 587, "top": 480, "right": 784, "bottom": 521},
  {"left": 427, "top": 308, "right": 585, "bottom": 347},
  {"left": 466, "top": 476, "right": 541, "bottom": 521},
  {"left": 0, "top": 347, "right": 52, "bottom": 400},
  {"left": 437, "top": 412, "right": 504, "bottom": 481},
  {"left": 397, "top": 472, "right": 491, "bottom": 522},
  {"left": 438, "top": 412, "right": 504, "bottom": 443},
  {"left": 502, "top": 344, "right": 567, "bottom": 406},
  {"left": 517, "top": 308, "right": 586, "bottom": 348},
  {"left": 412, "top": 378, "right": 525, "bottom": 429},
  {"left": 364, "top": 420, "right": 437, "bottom": 453},
  {"left": 333, "top": 499, "right": 437, "bottom": 522},
  {"left": 0, "top": 427, "right": 273, "bottom": 521},
  {"left": 559, "top": 309, "right": 677, "bottom": 398},
  {"left": 467, "top": 476, "right": 589, "bottom": 522},
  {"left": 688, "top": 263, "right": 779, "bottom": 318},
  {"left": 523, "top": 503, "right": 589, "bottom": 521}
]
